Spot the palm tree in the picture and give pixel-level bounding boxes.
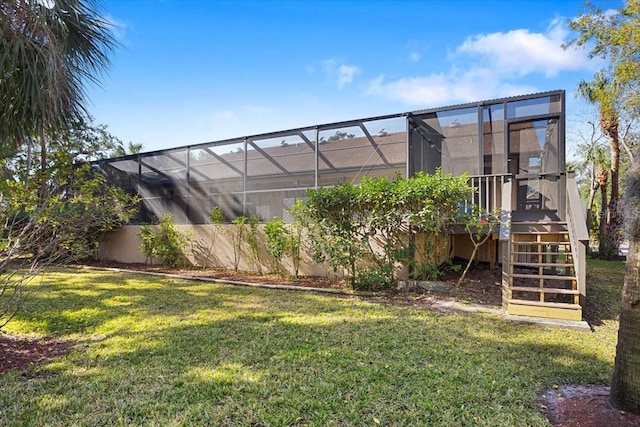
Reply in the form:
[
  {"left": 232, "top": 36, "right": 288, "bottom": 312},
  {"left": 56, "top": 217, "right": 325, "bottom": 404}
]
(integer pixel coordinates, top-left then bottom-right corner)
[
  {"left": 0, "top": 0, "right": 116, "bottom": 168},
  {"left": 574, "top": 122, "right": 608, "bottom": 235},
  {"left": 595, "top": 161, "right": 611, "bottom": 255},
  {"left": 577, "top": 72, "right": 622, "bottom": 257},
  {"left": 112, "top": 141, "right": 144, "bottom": 157}
]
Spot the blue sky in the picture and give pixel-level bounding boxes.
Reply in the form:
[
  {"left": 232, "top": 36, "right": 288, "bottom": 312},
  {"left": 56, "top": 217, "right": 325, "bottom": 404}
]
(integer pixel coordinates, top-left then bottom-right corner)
[{"left": 88, "top": 0, "right": 623, "bottom": 154}]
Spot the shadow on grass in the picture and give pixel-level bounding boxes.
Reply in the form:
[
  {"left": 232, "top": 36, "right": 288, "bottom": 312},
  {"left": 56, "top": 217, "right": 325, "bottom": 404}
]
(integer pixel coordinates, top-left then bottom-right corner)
[
  {"left": 583, "top": 258, "right": 626, "bottom": 326},
  {"left": 9, "top": 269, "right": 362, "bottom": 336},
  {"left": 1, "top": 267, "right": 618, "bottom": 425}
]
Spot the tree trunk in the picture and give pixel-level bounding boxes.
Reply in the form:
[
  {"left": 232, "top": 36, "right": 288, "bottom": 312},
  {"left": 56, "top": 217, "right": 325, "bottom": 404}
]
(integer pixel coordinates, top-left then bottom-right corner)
[
  {"left": 605, "top": 119, "right": 621, "bottom": 258},
  {"left": 608, "top": 128, "right": 621, "bottom": 248},
  {"left": 608, "top": 127, "right": 620, "bottom": 211},
  {"left": 587, "top": 160, "right": 598, "bottom": 214},
  {"left": 610, "top": 237, "right": 640, "bottom": 413},
  {"left": 598, "top": 168, "right": 609, "bottom": 257}
]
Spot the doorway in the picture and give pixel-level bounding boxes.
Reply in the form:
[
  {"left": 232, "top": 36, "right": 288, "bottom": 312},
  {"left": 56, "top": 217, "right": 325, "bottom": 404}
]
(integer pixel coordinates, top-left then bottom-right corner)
[{"left": 508, "top": 117, "right": 562, "bottom": 220}]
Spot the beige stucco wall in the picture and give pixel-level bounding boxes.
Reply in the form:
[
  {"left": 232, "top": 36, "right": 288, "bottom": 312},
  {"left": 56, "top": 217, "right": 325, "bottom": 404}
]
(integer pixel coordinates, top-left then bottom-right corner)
[
  {"left": 98, "top": 225, "right": 500, "bottom": 278},
  {"left": 98, "top": 224, "right": 331, "bottom": 277}
]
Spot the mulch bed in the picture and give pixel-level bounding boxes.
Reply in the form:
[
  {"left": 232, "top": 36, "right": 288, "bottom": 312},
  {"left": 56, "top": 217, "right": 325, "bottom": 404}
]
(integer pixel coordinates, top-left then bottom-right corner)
[
  {"left": 539, "top": 384, "right": 640, "bottom": 427},
  {"left": 0, "top": 335, "right": 72, "bottom": 376},
  {"left": 79, "top": 260, "right": 505, "bottom": 307}
]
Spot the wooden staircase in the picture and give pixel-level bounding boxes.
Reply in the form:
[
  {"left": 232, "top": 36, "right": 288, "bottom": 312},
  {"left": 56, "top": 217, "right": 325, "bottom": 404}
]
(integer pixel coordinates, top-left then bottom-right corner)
[{"left": 506, "top": 222, "right": 582, "bottom": 321}]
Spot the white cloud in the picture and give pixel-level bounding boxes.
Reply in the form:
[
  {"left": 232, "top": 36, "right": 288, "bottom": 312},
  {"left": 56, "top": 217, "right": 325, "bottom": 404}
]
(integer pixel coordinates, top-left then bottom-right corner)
[
  {"left": 366, "top": 20, "right": 598, "bottom": 106},
  {"left": 337, "top": 64, "right": 360, "bottom": 89},
  {"left": 366, "top": 71, "right": 537, "bottom": 106},
  {"left": 409, "top": 51, "right": 421, "bottom": 62},
  {"left": 456, "top": 19, "right": 594, "bottom": 77},
  {"left": 321, "top": 58, "right": 360, "bottom": 88}
]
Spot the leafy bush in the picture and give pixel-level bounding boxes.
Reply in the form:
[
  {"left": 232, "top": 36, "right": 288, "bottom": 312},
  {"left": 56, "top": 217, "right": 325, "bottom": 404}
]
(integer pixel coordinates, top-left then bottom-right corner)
[
  {"left": 302, "top": 170, "right": 472, "bottom": 285},
  {"left": 245, "top": 215, "right": 262, "bottom": 273},
  {"left": 264, "top": 210, "right": 305, "bottom": 278},
  {"left": 287, "top": 201, "right": 305, "bottom": 279},
  {"left": 231, "top": 216, "right": 248, "bottom": 271},
  {"left": 264, "top": 218, "right": 288, "bottom": 275},
  {"left": 302, "top": 181, "right": 363, "bottom": 285},
  {"left": 137, "top": 224, "right": 157, "bottom": 264},
  {"left": 353, "top": 265, "right": 395, "bottom": 291},
  {"left": 137, "top": 214, "right": 189, "bottom": 267}
]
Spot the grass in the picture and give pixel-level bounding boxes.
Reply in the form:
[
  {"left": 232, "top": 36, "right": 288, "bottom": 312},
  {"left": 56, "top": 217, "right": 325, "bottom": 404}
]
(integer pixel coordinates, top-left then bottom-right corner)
[{"left": 0, "top": 259, "right": 625, "bottom": 426}]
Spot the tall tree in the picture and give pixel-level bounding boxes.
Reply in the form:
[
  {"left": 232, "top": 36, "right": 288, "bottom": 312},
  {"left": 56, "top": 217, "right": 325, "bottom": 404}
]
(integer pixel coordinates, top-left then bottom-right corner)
[
  {"left": 595, "top": 159, "right": 611, "bottom": 254},
  {"left": 568, "top": 0, "right": 640, "bottom": 413},
  {"left": 0, "top": 119, "right": 140, "bottom": 330},
  {"left": 576, "top": 73, "right": 621, "bottom": 257},
  {"left": 610, "top": 157, "right": 640, "bottom": 413},
  {"left": 568, "top": 0, "right": 640, "bottom": 112},
  {"left": 112, "top": 141, "right": 144, "bottom": 157},
  {"left": 573, "top": 119, "right": 607, "bottom": 233},
  {"left": 0, "top": 0, "right": 128, "bottom": 330},
  {"left": 0, "top": 0, "right": 115, "bottom": 152}
]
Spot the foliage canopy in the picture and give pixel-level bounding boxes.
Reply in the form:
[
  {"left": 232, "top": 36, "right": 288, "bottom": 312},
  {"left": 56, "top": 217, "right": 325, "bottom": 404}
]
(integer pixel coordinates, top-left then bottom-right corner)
[{"left": 0, "top": 0, "right": 116, "bottom": 144}]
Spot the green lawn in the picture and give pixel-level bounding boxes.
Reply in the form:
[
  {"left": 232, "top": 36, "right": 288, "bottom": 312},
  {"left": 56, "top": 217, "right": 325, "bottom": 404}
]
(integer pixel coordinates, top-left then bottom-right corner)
[{"left": 0, "top": 259, "right": 624, "bottom": 426}]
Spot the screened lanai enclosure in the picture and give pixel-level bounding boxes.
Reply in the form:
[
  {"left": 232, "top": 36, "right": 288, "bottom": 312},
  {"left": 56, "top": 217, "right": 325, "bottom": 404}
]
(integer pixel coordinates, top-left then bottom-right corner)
[
  {"left": 95, "top": 90, "right": 565, "bottom": 225},
  {"left": 95, "top": 90, "right": 589, "bottom": 322}
]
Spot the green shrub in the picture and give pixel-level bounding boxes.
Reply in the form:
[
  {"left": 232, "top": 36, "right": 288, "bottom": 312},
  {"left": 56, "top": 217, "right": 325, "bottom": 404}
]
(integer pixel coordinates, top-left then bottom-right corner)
[
  {"left": 245, "top": 215, "right": 262, "bottom": 273},
  {"left": 231, "top": 216, "right": 247, "bottom": 272},
  {"left": 353, "top": 265, "right": 395, "bottom": 291},
  {"left": 264, "top": 218, "right": 288, "bottom": 275},
  {"left": 137, "top": 214, "right": 190, "bottom": 267},
  {"left": 302, "top": 170, "right": 472, "bottom": 285},
  {"left": 137, "top": 224, "right": 157, "bottom": 264}
]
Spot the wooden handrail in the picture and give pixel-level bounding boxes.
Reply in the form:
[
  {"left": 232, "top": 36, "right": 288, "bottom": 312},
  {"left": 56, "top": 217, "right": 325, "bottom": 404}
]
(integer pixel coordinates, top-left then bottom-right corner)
[{"left": 565, "top": 171, "right": 589, "bottom": 306}]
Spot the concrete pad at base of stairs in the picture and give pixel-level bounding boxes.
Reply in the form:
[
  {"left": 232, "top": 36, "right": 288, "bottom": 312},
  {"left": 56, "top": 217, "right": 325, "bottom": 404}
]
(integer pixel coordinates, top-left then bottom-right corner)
[
  {"left": 504, "top": 314, "right": 592, "bottom": 331},
  {"left": 431, "top": 300, "right": 592, "bottom": 330},
  {"left": 430, "top": 300, "right": 503, "bottom": 315}
]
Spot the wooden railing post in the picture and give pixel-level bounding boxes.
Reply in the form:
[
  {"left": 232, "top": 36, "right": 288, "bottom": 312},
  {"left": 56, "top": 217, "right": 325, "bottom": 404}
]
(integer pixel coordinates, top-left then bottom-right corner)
[
  {"left": 468, "top": 174, "right": 512, "bottom": 214},
  {"left": 500, "top": 179, "right": 512, "bottom": 311}
]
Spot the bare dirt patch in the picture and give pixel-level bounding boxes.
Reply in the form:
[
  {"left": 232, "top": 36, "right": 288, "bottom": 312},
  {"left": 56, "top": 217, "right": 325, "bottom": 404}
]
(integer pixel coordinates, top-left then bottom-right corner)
[
  {"left": 0, "top": 334, "right": 72, "bottom": 377},
  {"left": 539, "top": 384, "right": 640, "bottom": 426}
]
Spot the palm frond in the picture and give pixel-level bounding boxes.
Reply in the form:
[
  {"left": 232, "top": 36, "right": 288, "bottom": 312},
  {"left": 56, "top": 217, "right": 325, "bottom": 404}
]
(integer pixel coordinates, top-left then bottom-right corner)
[{"left": 0, "top": 0, "right": 116, "bottom": 145}]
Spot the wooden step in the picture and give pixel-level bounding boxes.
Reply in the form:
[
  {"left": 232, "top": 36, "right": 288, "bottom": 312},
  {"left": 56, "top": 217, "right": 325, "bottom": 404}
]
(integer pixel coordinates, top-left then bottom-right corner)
[
  {"left": 508, "top": 299, "right": 581, "bottom": 310},
  {"left": 512, "top": 241, "right": 570, "bottom": 246},
  {"left": 511, "top": 251, "right": 573, "bottom": 257},
  {"left": 512, "top": 221, "right": 567, "bottom": 225},
  {"left": 510, "top": 286, "right": 579, "bottom": 295},
  {"left": 507, "top": 300, "right": 582, "bottom": 321},
  {"left": 511, "top": 262, "right": 574, "bottom": 268},
  {"left": 511, "top": 273, "right": 576, "bottom": 281},
  {"left": 511, "top": 231, "right": 569, "bottom": 235}
]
